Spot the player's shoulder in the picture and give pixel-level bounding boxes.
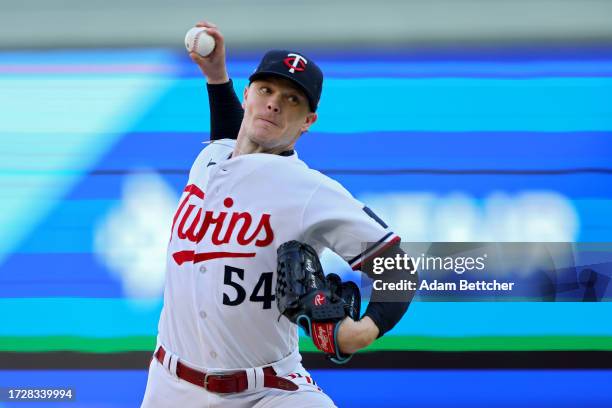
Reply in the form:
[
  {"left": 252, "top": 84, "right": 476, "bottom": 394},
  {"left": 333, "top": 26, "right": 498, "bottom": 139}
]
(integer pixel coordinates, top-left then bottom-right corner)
[
  {"left": 192, "top": 138, "right": 236, "bottom": 166},
  {"left": 269, "top": 154, "right": 341, "bottom": 189},
  {"left": 268, "top": 154, "right": 354, "bottom": 196},
  {"left": 303, "top": 166, "right": 353, "bottom": 198},
  {"left": 202, "top": 138, "right": 237, "bottom": 157}
]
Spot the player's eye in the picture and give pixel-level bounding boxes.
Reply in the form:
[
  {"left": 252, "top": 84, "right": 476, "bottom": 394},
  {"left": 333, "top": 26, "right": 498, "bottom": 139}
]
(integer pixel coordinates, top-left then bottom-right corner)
[
  {"left": 287, "top": 95, "right": 300, "bottom": 105},
  {"left": 259, "top": 86, "right": 271, "bottom": 94}
]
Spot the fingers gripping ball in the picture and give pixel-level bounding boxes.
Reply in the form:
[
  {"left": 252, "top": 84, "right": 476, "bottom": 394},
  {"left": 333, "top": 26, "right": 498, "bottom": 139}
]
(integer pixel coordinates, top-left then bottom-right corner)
[
  {"left": 276, "top": 241, "right": 361, "bottom": 364},
  {"left": 185, "top": 27, "right": 215, "bottom": 57}
]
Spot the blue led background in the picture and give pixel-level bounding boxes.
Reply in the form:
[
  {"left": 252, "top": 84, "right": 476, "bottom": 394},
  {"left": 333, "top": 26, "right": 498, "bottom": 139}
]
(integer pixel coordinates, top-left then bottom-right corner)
[{"left": 1, "top": 47, "right": 611, "bottom": 406}]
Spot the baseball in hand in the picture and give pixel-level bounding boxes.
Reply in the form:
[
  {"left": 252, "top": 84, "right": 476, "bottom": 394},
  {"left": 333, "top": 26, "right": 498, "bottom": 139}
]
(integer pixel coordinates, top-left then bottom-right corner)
[{"left": 185, "top": 27, "right": 216, "bottom": 57}]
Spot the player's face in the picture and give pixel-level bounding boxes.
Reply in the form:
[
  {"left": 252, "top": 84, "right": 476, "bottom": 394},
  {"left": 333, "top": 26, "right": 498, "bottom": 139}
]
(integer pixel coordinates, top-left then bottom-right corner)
[{"left": 241, "top": 77, "right": 317, "bottom": 151}]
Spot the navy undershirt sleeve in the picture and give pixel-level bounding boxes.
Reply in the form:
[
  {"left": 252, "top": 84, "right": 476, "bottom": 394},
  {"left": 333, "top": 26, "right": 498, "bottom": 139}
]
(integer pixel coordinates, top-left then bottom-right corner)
[
  {"left": 364, "top": 298, "right": 410, "bottom": 339},
  {"left": 361, "top": 244, "right": 418, "bottom": 338},
  {"left": 207, "top": 79, "right": 244, "bottom": 140}
]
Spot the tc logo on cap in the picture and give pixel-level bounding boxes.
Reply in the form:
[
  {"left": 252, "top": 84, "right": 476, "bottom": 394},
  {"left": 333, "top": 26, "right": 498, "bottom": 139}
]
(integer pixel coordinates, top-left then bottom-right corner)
[{"left": 283, "top": 53, "right": 308, "bottom": 74}]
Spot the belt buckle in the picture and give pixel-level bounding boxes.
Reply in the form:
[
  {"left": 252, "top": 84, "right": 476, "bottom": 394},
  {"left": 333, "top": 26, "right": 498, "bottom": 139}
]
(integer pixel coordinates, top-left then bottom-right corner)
[
  {"left": 203, "top": 372, "right": 213, "bottom": 390},
  {"left": 203, "top": 371, "right": 237, "bottom": 394}
]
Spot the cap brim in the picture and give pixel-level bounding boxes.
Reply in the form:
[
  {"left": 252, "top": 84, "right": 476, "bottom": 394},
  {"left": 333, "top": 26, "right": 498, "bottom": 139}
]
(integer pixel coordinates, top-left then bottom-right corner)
[{"left": 249, "top": 71, "right": 317, "bottom": 112}]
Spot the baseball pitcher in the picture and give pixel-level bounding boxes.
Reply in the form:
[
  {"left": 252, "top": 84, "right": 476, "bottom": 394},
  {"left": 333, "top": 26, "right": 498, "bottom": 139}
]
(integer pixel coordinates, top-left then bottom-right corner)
[{"left": 141, "top": 21, "right": 417, "bottom": 408}]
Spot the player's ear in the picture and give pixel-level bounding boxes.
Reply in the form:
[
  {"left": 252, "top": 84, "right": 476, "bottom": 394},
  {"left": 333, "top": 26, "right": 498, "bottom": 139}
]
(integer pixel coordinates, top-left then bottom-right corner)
[
  {"left": 242, "top": 86, "right": 249, "bottom": 109},
  {"left": 300, "top": 112, "right": 317, "bottom": 133}
]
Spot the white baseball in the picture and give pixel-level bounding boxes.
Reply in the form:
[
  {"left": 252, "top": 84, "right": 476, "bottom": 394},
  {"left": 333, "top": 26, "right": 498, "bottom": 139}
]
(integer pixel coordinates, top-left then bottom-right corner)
[{"left": 185, "top": 27, "right": 216, "bottom": 57}]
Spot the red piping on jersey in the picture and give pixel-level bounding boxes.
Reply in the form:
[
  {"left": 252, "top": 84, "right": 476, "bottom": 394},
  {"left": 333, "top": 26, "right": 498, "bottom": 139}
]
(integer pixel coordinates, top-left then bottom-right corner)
[
  {"left": 173, "top": 250, "right": 256, "bottom": 265},
  {"left": 351, "top": 235, "right": 401, "bottom": 271}
]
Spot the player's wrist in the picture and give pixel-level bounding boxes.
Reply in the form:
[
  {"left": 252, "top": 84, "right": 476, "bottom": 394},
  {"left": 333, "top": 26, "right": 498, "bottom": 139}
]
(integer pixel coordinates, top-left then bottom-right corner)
[
  {"left": 206, "top": 73, "right": 230, "bottom": 85},
  {"left": 337, "top": 316, "right": 377, "bottom": 354},
  {"left": 358, "top": 315, "right": 380, "bottom": 344}
]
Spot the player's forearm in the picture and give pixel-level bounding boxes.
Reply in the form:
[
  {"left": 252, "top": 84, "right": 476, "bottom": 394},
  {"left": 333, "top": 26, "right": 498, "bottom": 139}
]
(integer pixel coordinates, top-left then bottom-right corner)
[
  {"left": 337, "top": 316, "right": 379, "bottom": 354},
  {"left": 360, "top": 243, "right": 417, "bottom": 338}
]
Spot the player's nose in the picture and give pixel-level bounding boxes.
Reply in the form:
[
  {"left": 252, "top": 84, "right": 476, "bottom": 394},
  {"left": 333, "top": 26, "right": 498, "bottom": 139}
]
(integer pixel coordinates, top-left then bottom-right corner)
[
  {"left": 266, "top": 103, "right": 280, "bottom": 113},
  {"left": 267, "top": 94, "right": 281, "bottom": 113}
]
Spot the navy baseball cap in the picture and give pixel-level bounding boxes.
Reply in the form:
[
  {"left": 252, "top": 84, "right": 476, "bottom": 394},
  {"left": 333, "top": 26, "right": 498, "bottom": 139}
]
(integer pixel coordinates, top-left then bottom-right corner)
[{"left": 249, "top": 50, "right": 323, "bottom": 112}]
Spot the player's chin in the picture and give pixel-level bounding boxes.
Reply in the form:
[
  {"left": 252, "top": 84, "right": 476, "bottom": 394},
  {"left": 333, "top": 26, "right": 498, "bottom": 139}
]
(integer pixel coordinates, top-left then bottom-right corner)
[{"left": 249, "top": 129, "right": 286, "bottom": 149}]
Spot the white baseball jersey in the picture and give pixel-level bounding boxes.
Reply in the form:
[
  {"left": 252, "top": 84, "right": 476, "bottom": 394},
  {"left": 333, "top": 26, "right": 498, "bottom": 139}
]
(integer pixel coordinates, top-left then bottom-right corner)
[{"left": 157, "top": 139, "right": 400, "bottom": 370}]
